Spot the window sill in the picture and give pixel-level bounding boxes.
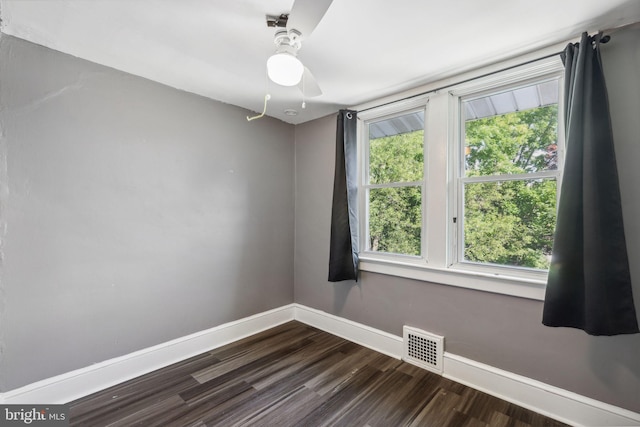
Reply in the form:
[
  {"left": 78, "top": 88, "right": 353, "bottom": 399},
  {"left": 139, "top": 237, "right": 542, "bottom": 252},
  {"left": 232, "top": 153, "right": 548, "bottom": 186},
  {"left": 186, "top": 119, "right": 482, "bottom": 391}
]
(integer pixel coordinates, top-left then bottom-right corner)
[{"left": 359, "top": 256, "right": 547, "bottom": 301}]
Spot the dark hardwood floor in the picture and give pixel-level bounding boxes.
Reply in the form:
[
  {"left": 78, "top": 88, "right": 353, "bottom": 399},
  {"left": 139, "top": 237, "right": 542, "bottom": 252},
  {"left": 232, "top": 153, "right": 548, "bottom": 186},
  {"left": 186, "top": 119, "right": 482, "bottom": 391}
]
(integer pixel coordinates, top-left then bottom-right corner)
[{"left": 68, "top": 321, "right": 568, "bottom": 426}]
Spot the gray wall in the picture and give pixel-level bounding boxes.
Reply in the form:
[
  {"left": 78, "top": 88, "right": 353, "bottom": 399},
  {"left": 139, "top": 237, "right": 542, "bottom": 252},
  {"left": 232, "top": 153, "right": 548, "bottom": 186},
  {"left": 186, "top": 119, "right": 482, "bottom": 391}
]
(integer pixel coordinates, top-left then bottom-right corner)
[
  {"left": 294, "top": 26, "right": 640, "bottom": 413},
  {"left": 0, "top": 35, "right": 295, "bottom": 391}
]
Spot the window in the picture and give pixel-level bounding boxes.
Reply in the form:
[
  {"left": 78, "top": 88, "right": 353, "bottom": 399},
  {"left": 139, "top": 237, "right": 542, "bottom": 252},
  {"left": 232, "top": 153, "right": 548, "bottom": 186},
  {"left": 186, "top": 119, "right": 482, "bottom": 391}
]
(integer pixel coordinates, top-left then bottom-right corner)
[
  {"left": 365, "top": 109, "right": 425, "bottom": 257},
  {"left": 457, "top": 79, "right": 561, "bottom": 271},
  {"left": 358, "top": 56, "right": 564, "bottom": 300}
]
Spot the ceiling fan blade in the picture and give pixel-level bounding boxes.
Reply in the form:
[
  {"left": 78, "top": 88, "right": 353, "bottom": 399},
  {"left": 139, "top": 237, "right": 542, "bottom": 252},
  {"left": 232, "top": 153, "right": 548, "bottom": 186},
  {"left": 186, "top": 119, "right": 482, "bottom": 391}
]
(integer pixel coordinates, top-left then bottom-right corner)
[
  {"left": 299, "top": 67, "right": 322, "bottom": 97},
  {"left": 287, "top": 0, "right": 333, "bottom": 37}
]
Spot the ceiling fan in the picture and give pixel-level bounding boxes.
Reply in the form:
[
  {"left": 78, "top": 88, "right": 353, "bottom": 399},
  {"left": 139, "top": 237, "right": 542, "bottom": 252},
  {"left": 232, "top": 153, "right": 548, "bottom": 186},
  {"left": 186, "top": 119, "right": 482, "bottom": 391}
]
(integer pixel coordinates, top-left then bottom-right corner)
[
  {"left": 265, "top": 0, "right": 333, "bottom": 97},
  {"left": 247, "top": 0, "right": 332, "bottom": 121}
]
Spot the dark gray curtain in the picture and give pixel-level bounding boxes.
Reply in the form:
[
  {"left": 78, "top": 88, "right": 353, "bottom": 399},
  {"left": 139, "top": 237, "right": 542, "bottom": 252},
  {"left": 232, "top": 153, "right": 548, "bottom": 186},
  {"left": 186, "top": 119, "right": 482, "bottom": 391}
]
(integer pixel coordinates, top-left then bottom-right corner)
[
  {"left": 543, "top": 32, "right": 639, "bottom": 335},
  {"left": 328, "top": 109, "right": 359, "bottom": 282}
]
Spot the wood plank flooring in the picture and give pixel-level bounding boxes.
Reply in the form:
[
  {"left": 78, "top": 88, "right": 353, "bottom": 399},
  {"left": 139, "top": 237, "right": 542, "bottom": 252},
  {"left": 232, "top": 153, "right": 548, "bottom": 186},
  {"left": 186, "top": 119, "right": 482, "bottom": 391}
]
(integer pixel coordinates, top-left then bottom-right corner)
[{"left": 68, "top": 321, "right": 568, "bottom": 426}]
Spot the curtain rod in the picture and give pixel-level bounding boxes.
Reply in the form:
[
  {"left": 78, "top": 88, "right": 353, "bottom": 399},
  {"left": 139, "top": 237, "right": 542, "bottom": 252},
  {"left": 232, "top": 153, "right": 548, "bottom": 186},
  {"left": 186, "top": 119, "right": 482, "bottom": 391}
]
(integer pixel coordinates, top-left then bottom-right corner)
[
  {"left": 356, "top": 51, "right": 562, "bottom": 114},
  {"left": 601, "top": 20, "right": 640, "bottom": 35},
  {"left": 356, "top": 29, "right": 619, "bottom": 115}
]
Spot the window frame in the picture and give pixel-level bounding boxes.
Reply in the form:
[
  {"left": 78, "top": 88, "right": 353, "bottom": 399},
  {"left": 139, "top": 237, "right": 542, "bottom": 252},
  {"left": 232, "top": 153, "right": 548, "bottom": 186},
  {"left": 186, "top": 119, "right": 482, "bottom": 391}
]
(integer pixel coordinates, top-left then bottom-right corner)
[
  {"left": 451, "top": 75, "right": 565, "bottom": 280},
  {"left": 362, "top": 100, "right": 429, "bottom": 260},
  {"left": 357, "top": 55, "right": 565, "bottom": 301},
  {"left": 359, "top": 95, "right": 430, "bottom": 265}
]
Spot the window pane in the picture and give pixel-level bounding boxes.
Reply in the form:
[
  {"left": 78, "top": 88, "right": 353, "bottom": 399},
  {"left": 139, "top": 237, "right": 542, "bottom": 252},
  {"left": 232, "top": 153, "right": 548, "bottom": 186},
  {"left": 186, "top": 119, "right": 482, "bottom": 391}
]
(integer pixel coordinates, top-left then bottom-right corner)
[
  {"left": 369, "top": 186, "right": 422, "bottom": 256},
  {"left": 369, "top": 112, "right": 424, "bottom": 185},
  {"left": 463, "top": 179, "right": 556, "bottom": 269},
  {"left": 463, "top": 81, "right": 559, "bottom": 177}
]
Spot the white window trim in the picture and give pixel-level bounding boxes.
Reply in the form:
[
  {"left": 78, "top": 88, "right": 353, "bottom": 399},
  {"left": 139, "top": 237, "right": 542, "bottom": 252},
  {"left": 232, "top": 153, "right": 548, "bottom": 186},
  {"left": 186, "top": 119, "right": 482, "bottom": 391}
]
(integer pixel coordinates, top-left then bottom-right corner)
[
  {"left": 361, "top": 99, "right": 429, "bottom": 259},
  {"left": 357, "top": 55, "right": 565, "bottom": 301},
  {"left": 452, "top": 72, "right": 565, "bottom": 275}
]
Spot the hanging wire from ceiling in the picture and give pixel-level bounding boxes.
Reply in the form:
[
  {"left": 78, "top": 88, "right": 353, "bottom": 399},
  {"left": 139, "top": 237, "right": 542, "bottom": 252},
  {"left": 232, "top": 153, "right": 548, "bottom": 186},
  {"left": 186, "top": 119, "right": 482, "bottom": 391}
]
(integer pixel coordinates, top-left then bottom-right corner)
[
  {"left": 246, "top": 94, "right": 271, "bottom": 121},
  {"left": 247, "top": 66, "right": 272, "bottom": 121}
]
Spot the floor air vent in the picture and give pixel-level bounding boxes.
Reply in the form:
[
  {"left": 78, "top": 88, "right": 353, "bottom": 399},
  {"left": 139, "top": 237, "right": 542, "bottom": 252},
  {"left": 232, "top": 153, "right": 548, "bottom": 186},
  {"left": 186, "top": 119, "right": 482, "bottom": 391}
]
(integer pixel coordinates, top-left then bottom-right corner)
[{"left": 403, "top": 326, "right": 444, "bottom": 374}]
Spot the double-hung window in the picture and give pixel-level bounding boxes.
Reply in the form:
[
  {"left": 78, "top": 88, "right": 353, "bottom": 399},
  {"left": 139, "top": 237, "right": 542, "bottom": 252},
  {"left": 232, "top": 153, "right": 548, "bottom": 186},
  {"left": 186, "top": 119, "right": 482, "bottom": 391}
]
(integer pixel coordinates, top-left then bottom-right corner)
[
  {"left": 364, "top": 106, "right": 426, "bottom": 258},
  {"left": 358, "top": 56, "right": 564, "bottom": 299},
  {"left": 456, "top": 79, "right": 562, "bottom": 274}
]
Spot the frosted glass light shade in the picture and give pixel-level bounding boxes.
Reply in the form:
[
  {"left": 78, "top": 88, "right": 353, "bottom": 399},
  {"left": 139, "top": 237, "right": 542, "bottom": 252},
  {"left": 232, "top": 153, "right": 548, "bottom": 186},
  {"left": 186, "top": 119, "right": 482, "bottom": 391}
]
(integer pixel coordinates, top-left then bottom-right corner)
[{"left": 267, "top": 52, "right": 304, "bottom": 86}]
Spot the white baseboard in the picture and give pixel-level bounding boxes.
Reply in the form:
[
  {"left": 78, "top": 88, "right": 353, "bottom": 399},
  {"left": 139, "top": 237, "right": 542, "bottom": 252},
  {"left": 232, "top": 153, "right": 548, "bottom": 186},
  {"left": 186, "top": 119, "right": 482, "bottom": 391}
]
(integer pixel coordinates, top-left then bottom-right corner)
[
  {"left": 1, "top": 304, "right": 296, "bottom": 405},
  {"left": 443, "top": 353, "right": 640, "bottom": 427},
  {"left": 293, "top": 305, "right": 640, "bottom": 427},
  {"left": 292, "top": 303, "right": 403, "bottom": 359},
  {"left": 2, "top": 303, "right": 639, "bottom": 427}
]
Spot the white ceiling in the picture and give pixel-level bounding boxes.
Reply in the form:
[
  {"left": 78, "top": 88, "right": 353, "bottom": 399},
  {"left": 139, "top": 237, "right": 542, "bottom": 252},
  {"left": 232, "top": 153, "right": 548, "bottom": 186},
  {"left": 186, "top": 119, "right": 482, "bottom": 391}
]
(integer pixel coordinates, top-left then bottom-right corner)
[{"left": 1, "top": 0, "right": 639, "bottom": 124}]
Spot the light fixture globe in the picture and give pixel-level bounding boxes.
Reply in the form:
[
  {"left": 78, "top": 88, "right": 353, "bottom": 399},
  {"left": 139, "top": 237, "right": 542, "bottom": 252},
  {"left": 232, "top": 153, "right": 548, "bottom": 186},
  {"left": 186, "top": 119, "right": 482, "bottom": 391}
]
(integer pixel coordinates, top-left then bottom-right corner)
[{"left": 267, "top": 51, "right": 304, "bottom": 86}]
